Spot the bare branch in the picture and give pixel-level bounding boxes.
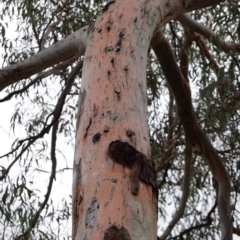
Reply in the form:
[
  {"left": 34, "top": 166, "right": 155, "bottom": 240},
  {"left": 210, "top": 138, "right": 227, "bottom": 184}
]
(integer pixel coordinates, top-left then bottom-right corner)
[
  {"left": 180, "top": 29, "right": 195, "bottom": 81},
  {"left": 0, "top": 140, "right": 35, "bottom": 181},
  {"left": 195, "top": 33, "right": 219, "bottom": 70},
  {"left": 0, "top": 26, "right": 88, "bottom": 91},
  {"left": 0, "top": 55, "right": 79, "bottom": 102},
  {"left": 169, "top": 198, "right": 218, "bottom": 239},
  {"left": 40, "top": 16, "right": 62, "bottom": 51},
  {"left": 13, "top": 59, "right": 81, "bottom": 240},
  {"left": 159, "top": 140, "right": 192, "bottom": 239},
  {"left": 0, "top": 60, "right": 83, "bottom": 159},
  {"left": 176, "top": 14, "right": 240, "bottom": 53}
]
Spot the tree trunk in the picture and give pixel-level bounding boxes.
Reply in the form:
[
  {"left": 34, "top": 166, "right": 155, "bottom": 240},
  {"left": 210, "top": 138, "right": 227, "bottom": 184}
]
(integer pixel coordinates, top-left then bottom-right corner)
[
  {"left": 72, "top": 0, "right": 231, "bottom": 239},
  {"left": 72, "top": 0, "right": 159, "bottom": 239}
]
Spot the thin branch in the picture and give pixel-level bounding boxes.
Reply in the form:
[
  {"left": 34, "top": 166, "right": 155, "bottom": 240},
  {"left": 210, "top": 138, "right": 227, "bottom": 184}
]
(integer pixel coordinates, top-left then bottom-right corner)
[
  {"left": 27, "top": 0, "right": 41, "bottom": 48},
  {"left": 0, "top": 55, "right": 79, "bottom": 102},
  {"left": 169, "top": 198, "right": 218, "bottom": 239},
  {"left": 40, "top": 17, "right": 62, "bottom": 51},
  {"left": 180, "top": 29, "right": 194, "bottom": 82},
  {"left": 156, "top": 138, "right": 177, "bottom": 172},
  {"left": 0, "top": 60, "right": 83, "bottom": 159},
  {"left": 0, "top": 26, "right": 88, "bottom": 91},
  {"left": 14, "top": 113, "right": 58, "bottom": 240},
  {"left": 159, "top": 140, "right": 192, "bottom": 239},
  {"left": 195, "top": 33, "right": 219, "bottom": 70},
  {"left": 13, "top": 59, "right": 81, "bottom": 240},
  {"left": 176, "top": 14, "right": 240, "bottom": 54},
  {"left": 0, "top": 140, "right": 35, "bottom": 181}
]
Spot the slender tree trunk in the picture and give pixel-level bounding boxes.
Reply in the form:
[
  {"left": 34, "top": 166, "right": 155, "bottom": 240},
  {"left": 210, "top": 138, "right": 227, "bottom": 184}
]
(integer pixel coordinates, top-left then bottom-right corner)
[{"left": 72, "top": 0, "right": 159, "bottom": 239}]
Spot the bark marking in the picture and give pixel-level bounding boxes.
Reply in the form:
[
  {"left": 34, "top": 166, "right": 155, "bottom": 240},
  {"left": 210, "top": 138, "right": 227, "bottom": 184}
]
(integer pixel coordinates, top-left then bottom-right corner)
[
  {"left": 108, "top": 140, "right": 157, "bottom": 196},
  {"left": 84, "top": 118, "right": 92, "bottom": 138},
  {"left": 92, "top": 132, "right": 101, "bottom": 144},
  {"left": 126, "top": 129, "right": 135, "bottom": 138},
  {"left": 103, "top": 226, "right": 132, "bottom": 240},
  {"left": 85, "top": 198, "right": 99, "bottom": 228}
]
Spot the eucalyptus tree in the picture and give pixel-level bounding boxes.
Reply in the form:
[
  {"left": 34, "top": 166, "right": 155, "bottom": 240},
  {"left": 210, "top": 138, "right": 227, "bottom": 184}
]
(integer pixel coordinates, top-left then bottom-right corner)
[{"left": 0, "top": 0, "right": 240, "bottom": 239}]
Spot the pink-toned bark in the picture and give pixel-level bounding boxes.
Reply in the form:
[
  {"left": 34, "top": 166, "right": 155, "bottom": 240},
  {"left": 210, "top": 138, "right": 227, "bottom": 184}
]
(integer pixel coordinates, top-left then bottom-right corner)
[
  {"left": 71, "top": 0, "right": 228, "bottom": 239},
  {"left": 73, "top": 1, "right": 160, "bottom": 239}
]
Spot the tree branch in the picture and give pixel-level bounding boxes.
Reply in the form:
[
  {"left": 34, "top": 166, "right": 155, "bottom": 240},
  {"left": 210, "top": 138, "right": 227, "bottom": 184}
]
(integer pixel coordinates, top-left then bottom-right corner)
[
  {"left": 13, "top": 60, "right": 81, "bottom": 240},
  {"left": 159, "top": 139, "right": 192, "bottom": 239},
  {"left": 176, "top": 14, "right": 240, "bottom": 54},
  {"left": 0, "top": 60, "right": 83, "bottom": 159},
  {"left": 151, "top": 29, "right": 232, "bottom": 240},
  {"left": 0, "top": 55, "right": 79, "bottom": 102},
  {"left": 0, "top": 27, "right": 87, "bottom": 91}
]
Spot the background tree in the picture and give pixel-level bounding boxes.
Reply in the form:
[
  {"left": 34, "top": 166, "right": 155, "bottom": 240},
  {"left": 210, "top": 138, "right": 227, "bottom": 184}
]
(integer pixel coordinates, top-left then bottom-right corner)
[{"left": 0, "top": 0, "right": 240, "bottom": 239}]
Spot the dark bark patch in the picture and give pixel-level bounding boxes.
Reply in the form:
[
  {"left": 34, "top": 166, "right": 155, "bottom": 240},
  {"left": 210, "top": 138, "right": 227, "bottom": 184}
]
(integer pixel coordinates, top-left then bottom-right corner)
[
  {"left": 126, "top": 130, "right": 135, "bottom": 138},
  {"left": 105, "top": 46, "right": 114, "bottom": 52},
  {"left": 92, "top": 132, "right": 101, "bottom": 144},
  {"left": 85, "top": 198, "right": 99, "bottom": 229},
  {"left": 84, "top": 118, "right": 92, "bottom": 138},
  {"left": 105, "top": 22, "right": 112, "bottom": 32},
  {"left": 111, "top": 58, "right": 115, "bottom": 66},
  {"left": 103, "top": 226, "right": 132, "bottom": 240},
  {"left": 108, "top": 141, "right": 157, "bottom": 196},
  {"left": 114, "top": 46, "right": 121, "bottom": 53},
  {"left": 133, "top": 17, "right": 137, "bottom": 23},
  {"left": 104, "top": 126, "right": 109, "bottom": 133},
  {"left": 119, "top": 29, "right": 125, "bottom": 39}
]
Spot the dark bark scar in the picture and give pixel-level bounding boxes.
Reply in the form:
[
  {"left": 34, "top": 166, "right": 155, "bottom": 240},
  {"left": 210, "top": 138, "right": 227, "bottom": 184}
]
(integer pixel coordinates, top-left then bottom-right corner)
[
  {"left": 84, "top": 118, "right": 92, "bottom": 138},
  {"left": 103, "top": 225, "right": 132, "bottom": 240},
  {"left": 108, "top": 140, "right": 157, "bottom": 196},
  {"left": 92, "top": 132, "right": 101, "bottom": 144}
]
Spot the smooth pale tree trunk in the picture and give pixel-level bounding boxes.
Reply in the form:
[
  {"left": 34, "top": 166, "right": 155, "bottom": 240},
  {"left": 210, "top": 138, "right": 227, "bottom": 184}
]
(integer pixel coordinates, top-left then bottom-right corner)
[
  {"left": 72, "top": 0, "right": 231, "bottom": 240},
  {"left": 72, "top": 0, "right": 160, "bottom": 239}
]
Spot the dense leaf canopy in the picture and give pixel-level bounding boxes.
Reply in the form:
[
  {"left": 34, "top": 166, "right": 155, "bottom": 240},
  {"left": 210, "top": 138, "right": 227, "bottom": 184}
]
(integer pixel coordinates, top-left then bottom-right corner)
[{"left": 0, "top": 0, "right": 239, "bottom": 239}]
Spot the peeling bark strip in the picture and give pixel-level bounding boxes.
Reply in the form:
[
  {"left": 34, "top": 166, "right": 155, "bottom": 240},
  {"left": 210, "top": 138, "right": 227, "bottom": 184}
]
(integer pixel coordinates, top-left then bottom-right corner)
[
  {"left": 103, "top": 226, "right": 132, "bottom": 240},
  {"left": 85, "top": 198, "right": 99, "bottom": 228},
  {"left": 108, "top": 140, "right": 157, "bottom": 195}
]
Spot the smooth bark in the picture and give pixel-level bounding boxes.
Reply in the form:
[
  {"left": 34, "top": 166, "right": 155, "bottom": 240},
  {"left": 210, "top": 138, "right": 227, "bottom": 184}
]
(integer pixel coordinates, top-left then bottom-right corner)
[
  {"left": 0, "top": 26, "right": 88, "bottom": 90},
  {"left": 72, "top": 0, "right": 227, "bottom": 239}
]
